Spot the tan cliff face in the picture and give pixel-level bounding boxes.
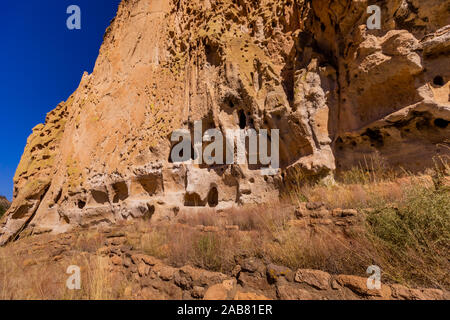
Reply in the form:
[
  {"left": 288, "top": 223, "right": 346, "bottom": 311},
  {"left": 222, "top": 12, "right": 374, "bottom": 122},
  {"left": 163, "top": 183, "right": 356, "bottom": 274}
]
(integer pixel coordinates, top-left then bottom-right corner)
[{"left": 1, "top": 0, "right": 449, "bottom": 245}]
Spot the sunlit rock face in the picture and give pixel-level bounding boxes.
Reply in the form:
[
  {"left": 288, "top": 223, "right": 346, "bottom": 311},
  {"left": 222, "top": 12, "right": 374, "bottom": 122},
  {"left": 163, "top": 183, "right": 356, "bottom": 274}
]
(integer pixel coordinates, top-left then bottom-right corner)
[{"left": 1, "top": 0, "right": 449, "bottom": 244}]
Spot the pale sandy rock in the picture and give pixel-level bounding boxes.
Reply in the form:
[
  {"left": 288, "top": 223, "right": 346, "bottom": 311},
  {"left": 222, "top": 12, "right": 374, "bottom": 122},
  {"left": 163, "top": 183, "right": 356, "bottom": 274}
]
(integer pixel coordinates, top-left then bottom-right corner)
[
  {"left": 420, "top": 288, "right": 446, "bottom": 300},
  {"left": 295, "top": 269, "right": 331, "bottom": 290},
  {"left": 390, "top": 284, "right": 446, "bottom": 300},
  {"left": 276, "top": 283, "right": 319, "bottom": 300},
  {"left": 203, "top": 279, "right": 237, "bottom": 300},
  {"left": 137, "top": 263, "right": 150, "bottom": 277},
  {"left": 111, "top": 256, "right": 122, "bottom": 266},
  {"left": 234, "top": 291, "right": 270, "bottom": 300},
  {"left": 191, "top": 286, "right": 206, "bottom": 299},
  {"left": 336, "top": 274, "right": 392, "bottom": 299}
]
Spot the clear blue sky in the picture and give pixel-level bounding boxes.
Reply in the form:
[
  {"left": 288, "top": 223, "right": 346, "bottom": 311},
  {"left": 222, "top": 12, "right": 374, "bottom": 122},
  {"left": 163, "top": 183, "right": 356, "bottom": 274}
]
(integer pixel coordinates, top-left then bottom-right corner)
[{"left": 0, "top": 1, "right": 122, "bottom": 200}]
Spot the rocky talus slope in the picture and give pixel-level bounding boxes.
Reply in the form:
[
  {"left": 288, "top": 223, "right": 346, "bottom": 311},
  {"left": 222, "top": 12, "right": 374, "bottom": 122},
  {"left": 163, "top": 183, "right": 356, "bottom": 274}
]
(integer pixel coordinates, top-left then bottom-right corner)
[{"left": 1, "top": 0, "right": 449, "bottom": 244}]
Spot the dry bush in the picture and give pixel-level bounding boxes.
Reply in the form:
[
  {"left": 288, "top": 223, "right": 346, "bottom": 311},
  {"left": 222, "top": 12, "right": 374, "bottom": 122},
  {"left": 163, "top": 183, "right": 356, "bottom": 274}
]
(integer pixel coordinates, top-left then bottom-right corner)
[
  {"left": 83, "top": 256, "right": 115, "bottom": 300},
  {"left": 139, "top": 228, "right": 169, "bottom": 259},
  {"left": 292, "top": 165, "right": 435, "bottom": 211},
  {"left": 337, "top": 152, "right": 399, "bottom": 185},
  {"left": 192, "top": 233, "right": 224, "bottom": 271},
  {"left": 188, "top": 230, "right": 264, "bottom": 272},
  {"left": 0, "top": 244, "right": 68, "bottom": 299},
  {"left": 177, "top": 209, "right": 218, "bottom": 227},
  {"left": 165, "top": 225, "right": 196, "bottom": 267},
  {"left": 0, "top": 233, "right": 120, "bottom": 299},
  {"left": 366, "top": 184, "right": 450, "bottom": 289},
  {"left": 157, "top": 226, "right": 258, "bottom": 273},
  {"left": 0, "top": 247, "right": 24, "bottom": 299},
  {"left": 226, "top": 207, "right": 265, "bottom": 231},
  {"left": 263, "top": 226, "right": 375, "bottom": 276},
  {"left": 126, "top": 220, "right": 264, "bottom": 273},
  {"left": 299, "top": 179, "right": 413, "bottom": 210},
  {"left": 224, "top": 204, "right": 293, "bottom": 232},
  {"left": 74, "top": 230, "right": 105, "bottom": 253}
]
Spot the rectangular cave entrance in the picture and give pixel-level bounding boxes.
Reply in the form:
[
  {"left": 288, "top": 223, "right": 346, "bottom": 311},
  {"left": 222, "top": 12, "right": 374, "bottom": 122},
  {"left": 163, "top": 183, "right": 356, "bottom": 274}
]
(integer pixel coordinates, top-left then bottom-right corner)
[{"left": 184, "top": 187, "right": 219, "bottom": 208}]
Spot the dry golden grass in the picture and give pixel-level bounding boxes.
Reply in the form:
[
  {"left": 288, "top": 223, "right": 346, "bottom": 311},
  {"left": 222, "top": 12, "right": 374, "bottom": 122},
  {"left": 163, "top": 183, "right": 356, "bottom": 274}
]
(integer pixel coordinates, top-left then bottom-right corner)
[
  {"left": 297, "top": 176, "right": 433, "bottom": 210},
  {"left": 83, "top": 256, "right": 115, "bottom": 300},
  {"left": 263, "top": 226, "right": 374, "bottom": 275},
  {"left": 177, "top": 209, "right": 218, "bottom": 227},
  {"left": 0, "top": 229, "right": 124, "bottom": 300}
]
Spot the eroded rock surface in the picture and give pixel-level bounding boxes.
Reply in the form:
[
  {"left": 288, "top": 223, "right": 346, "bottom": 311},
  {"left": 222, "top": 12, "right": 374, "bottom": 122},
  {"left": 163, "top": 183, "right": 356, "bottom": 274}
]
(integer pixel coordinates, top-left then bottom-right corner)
[{"left": 1, "top": 0, "right": 449, "bottom": 244}]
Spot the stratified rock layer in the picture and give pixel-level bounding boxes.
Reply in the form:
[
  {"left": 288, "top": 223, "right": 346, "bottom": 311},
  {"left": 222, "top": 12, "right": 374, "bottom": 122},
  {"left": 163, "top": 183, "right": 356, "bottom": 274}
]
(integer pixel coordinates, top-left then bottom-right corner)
[{"left": 1, "top": 0, "right": 449, "bottom": 244}]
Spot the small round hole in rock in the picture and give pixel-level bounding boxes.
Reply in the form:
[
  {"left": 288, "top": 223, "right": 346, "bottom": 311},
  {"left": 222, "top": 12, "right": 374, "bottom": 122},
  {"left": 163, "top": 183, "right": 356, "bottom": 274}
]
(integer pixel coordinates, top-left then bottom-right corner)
[
  {"left": 433, "top": 76, "right": 444, "bottom": 87},
  {"left": 434, "top": 118, "right": 449, "bottom": 129},
  {"left": 77, "top": 200, "right": 86, "bottom": 209}
]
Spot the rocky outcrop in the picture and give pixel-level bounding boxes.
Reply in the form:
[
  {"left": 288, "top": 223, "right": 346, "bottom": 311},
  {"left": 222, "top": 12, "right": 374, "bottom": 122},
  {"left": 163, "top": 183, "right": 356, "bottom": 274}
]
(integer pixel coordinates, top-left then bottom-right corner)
[{"left": 1, "top": 0, "right": 449, "bottom": 244}]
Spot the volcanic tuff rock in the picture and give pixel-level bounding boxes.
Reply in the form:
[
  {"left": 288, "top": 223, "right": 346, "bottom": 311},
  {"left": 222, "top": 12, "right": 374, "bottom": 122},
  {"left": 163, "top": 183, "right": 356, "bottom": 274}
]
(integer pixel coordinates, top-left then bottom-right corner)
[{"left": 1, "top": 0, "right": 449, "bottom": 244}]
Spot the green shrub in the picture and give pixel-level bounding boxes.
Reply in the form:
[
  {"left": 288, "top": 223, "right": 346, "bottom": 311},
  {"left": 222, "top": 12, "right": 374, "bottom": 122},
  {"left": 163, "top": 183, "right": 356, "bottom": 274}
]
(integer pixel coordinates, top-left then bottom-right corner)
[
  {"left": 194, "top": 234, "right": 223, "bottom": 271},
  {"left": 366, "top": 185, "right": 450, "bottom": 288}
]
